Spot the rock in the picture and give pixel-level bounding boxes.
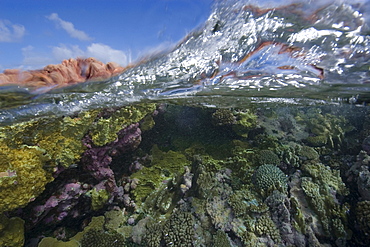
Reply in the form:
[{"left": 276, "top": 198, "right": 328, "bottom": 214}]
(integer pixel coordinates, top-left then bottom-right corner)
[{"left": 0, "top": 57, "right": 126, "bottom": 91}]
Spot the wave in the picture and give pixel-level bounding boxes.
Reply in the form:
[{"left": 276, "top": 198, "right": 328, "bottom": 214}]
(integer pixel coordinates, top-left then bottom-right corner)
[{"left": 0, "top": 0, "right": 369, "bottom": 124}]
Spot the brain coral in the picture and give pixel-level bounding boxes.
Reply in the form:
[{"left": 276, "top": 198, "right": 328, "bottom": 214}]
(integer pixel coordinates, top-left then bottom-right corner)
[{"left": 253, "top": 164, "right": 287, "bottom": 195}]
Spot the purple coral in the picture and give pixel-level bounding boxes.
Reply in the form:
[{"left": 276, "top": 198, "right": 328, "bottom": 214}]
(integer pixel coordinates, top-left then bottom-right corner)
[
  {"left": 81, "top": 123, "right": 142, "bottom": 194},
  {"left": 21, "top": 123, "right": 142, "bottom": 229},
  {"left": 31, "top": 182, "right": 89, "bottom": 225}
]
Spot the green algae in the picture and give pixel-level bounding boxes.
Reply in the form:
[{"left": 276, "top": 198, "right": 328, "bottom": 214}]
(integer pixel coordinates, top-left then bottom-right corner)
[
  {"left": 130, "top": 145, "right": 190, "bottom": 204},
  {"left": 89, "top": 104, "right": 156, "bottom": 146},
  {"left": 88, "top": 188, "right": 110, "bottom": 211}
]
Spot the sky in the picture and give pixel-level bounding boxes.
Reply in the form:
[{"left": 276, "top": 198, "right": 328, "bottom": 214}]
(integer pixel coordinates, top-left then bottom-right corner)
[{"left": 0, "top": 0, "right": 213, "bottom": 71}]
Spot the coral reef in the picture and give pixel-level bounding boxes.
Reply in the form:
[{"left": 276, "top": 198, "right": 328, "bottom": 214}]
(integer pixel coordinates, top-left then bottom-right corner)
[{"left": 0, "top": 103, "right": 366, "bottom": 246}]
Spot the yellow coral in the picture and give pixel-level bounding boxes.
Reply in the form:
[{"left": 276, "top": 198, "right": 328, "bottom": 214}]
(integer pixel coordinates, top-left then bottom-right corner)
[
  {"left": 90, "top": 104, "right": 156, "bottom": 146},
  {"left": 0, "top": 215, "right": 24, "bottom": 247},
  {"left": 0, "top": 145, "right": 54, "bottom": 213}
]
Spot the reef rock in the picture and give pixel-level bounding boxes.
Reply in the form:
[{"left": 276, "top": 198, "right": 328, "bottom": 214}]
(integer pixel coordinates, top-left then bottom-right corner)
[{"left": 0, "top": 58, "right": 126, "bottom": 91}]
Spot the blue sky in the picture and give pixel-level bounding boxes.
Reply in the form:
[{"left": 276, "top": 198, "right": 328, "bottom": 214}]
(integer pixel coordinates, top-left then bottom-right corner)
[{"left": 0, "top": 0, "right": 213, "bottom": 71}]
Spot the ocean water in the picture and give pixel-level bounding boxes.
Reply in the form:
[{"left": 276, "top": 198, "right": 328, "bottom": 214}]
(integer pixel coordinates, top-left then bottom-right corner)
[{"left": 1, "top": 0, "right": 370, "bottom": 246}]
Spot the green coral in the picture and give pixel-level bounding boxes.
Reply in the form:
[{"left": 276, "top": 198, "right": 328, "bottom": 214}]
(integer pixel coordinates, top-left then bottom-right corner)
[
  {"left": 89, "top": 104, "right": 156, "bottom": 146},
  {"left": 0, "top": 215, "right": 24, "bottom": 247},
  {"left": 356, "top": 200, "right": 370, "bottom": 241},
  {"left": 38, "top": 215, "right": 105, "bottom": 247},
  {"left": 144, "top": 211, "right": 194, "bottom": 247},
  {"left": 300, "top": 175, "right": 349, "bottom": 238},
  {"left": 0, "top": 104, "right": 155, "bottom": 215},
  {"left": 253, "top": 164, "right": 287, "bottom": 196},
  {"left": 255, "top": 214, "right": 280, "bottom": 244},
  {"left": 213, "top": 230, "right": 232, "bottom": 247},
  {"left": 130, "top": 145, "right": 190, "bottom": 204},
  {"left": 297, "top": 145, "right": 320, "bottom": 161},
  {"left": 256, "top": 149, "right": 280, "bottom": 166},
  {"left": 301, "top": 162, "right": 348, "bottom": 195},
  {"left": 38, "top": 238, "right": 79, "bottom": 247},
  {"left": 89, "top": 188, "right": 109, "bottom": 211},
  {"left": 144, "top": 223, "right": 163, "bottom": 247},
  {"left": 163, "top": 211, "right": 194, "bottom": 246},
  {"left": 232, "top": 109, "right": 258, "bottom": 137},
  {"left": 1, "top": 110, "right": 98, "bottom": 167},
  {"left": 228, "top": 190, "right": 267, "bottom": 217},
  {"left": 0, "top": 110, "right": 99, "bottom": 213},
  {"left": 299, "top": 111, "right": 352, "bottom": 149},
  {"left": 211, "top": 109, "right": 236, "bottom": 126},
  {"left": 80, "top": 229, "right": 126, "bottom": 247}
]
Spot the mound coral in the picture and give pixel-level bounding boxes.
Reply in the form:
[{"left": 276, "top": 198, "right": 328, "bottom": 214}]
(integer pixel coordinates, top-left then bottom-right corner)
[{"left": 253, "top": 164, "right": 287, "bottom": 196}]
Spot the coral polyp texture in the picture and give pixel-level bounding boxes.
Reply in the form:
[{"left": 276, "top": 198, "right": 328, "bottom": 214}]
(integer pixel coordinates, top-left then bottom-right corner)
[{"left": 253, "top": 164, "right": 288, "bottom": 195}]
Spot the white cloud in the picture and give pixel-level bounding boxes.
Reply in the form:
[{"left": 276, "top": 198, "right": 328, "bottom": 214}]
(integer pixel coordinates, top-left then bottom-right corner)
[
  {"left": 19, "top": 43, "right": 128, "bottom": 70},
  {"left": 46, "top": 13, "right": 92, "bottom": 41},
  {"left": 21, "top": 45, "right": 54, "bottom": 69},
  {"left": 52, "top": 44, "right": 84, "bottom": 61},
  {"left": 0, "top": 19, "right": 25, "bottom": 42},
  {"left": 86, "top": 43, "right": 128, "bottom": 65},
  {"left": 50, "top": 43, "right": 128, "bottom": 66}
]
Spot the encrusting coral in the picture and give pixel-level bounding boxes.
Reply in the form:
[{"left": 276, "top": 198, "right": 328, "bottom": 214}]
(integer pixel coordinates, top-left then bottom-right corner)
[{"left": 0, "top": 214, "right": 24, "bottom": 247}]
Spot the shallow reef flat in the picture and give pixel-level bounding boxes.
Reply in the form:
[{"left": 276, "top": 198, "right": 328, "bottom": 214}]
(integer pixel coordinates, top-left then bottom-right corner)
[{"left": 1, "top": 102, "right": 370, "bottom": 246}]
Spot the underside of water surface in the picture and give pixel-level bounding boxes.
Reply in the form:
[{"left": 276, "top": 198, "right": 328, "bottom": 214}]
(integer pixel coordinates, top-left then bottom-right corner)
[
  {"left": 1, "top": 0, "right": 370, "bottom": 246},
  {"left": 0, "top": 0, "right": 369, "bottom": 124}
]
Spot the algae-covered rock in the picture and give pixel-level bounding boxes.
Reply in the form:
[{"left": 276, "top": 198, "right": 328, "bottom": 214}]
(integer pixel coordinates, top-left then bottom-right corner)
[
  {"left": 0, "top": 215, "right": 24, "bottom": 247},
  {"left": 89, "top": 104, "right": 156, "bottom": 146},
  {"left": 131, "top": 145, "right": 190, "bottom": 203},
  {"left": 38, "top": 216, "right": 106, "bottom": 247},
  {"left": 232, "top": 109, "right": 258, "bottom": 137},
  {"left": 89, "top": 187, "right": 109, "bottom": 211}
]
